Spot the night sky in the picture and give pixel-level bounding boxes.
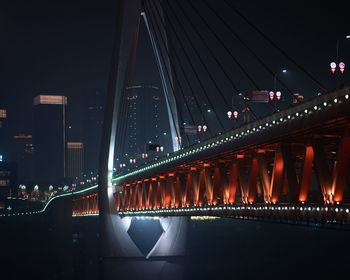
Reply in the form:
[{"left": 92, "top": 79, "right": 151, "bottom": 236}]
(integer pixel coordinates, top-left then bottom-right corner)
[{"left": 1, "top": 0, "right": 349, "bottom": 154}]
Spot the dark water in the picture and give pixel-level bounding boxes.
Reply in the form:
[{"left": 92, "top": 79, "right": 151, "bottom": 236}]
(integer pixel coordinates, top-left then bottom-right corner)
[{"left": 1, "top": 215, "right": 349, "bottom": 280}]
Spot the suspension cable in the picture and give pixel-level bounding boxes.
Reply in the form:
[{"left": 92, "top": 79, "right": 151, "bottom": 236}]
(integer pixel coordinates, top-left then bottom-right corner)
[
  {"left": 143, "top": 5, "right": 195, "bottom": 146},
  {"left": 202, "top": 0, "right": 295, "bottom": 103},
  {"left": 154, "top": 1, "right": 228, "bottom": 132},
  {"left": 145, "top": 3, "right": 203, "bottom": 143},
  {"left": 146, "top": 0, "right": 216, "bottom": 136},
  {"left": 184, "top": 0, "right": 261, "bottom": 118},
  {"left": 223, "top": 0, "right": 328, "bottom": 93},
  {"left": 166, "top": 1, "right": 233, "bottom": 120}
]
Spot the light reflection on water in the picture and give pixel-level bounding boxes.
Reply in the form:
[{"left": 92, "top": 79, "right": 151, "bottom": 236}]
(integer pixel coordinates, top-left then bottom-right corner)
[
  {"left": 3, "top": 215, "right": 349, "bottom": 280},
  {"left": 71, "top": 216, "right": 350, "bottom": 280}
]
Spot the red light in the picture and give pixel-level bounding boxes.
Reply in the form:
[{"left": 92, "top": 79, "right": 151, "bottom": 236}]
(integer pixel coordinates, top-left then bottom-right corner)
[
  {"left": 227, "top": 111, "right": 232, "bottom": 119},
  {"left": 160, "top": 146, "right": 164, "bottom": 152},
  {"left": 269, "top": 91, "right": 274, "bottom": 100},
  {"left": 203, "top": 125, "right": 207, "bottom": 132},
  {"left": 156, "top": 146, "right": 160, "bottom": 152},
  {"left": 339, "top": 62, "right": 345, "bottom": 74},
  {"left": 120, "top": 164, "right": 123, "bottom": 168},
  {"left": 198, "top": 125, "right": 202, "bottom": 132},
  {"left": 233, "top": 111, "right": 238, "bottom": 119}
]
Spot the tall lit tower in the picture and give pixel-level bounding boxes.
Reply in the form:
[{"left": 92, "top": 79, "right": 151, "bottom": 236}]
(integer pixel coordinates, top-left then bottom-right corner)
[
  {"left": 119, "top": 85, "right": 170, "bottom": 165},
  {"left": 33, "top": 95, "right": 67, "bottom": 184},
  {"left": 67, "top": 142, "right": 84, "bottom": 180}
]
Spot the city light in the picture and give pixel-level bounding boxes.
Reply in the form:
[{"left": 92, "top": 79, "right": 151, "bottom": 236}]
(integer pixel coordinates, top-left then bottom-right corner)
[
  {"left": 276, "top": 91, "right": 282, "bottom": 100},
  {"left": 330, "top": 62, "right": 337, "bottom": 73}
]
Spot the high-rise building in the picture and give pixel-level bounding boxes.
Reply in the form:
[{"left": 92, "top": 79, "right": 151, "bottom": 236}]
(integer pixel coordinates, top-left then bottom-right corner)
[
  {"left": 33, "top": 95, "right": 67, "bottom": 184},
  {"left": 12, "top": 133, "right": 35, "bottom": 182},
  {"left": 0, "top": 108, "right": 13, "bottom": 164},
  {"left": 67, "top": 142, "right": 84, "bottom": 180},
  {"left": 119, "top": 85, "right": 170, "bottom": 166},
  {"left": 0, "top": 160, "right": 17, "bottom": 199},
  {"left": 0, "top": 109, "right": 6, "bottom": 129},
  {"left": 84, "top": 91, "right": 104, "bottom": 174}
]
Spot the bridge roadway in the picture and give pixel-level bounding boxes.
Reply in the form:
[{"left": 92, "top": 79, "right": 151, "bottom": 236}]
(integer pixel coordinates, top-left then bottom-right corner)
[{"left": 71, "top": 87, "right": 350, "bottom": 227}]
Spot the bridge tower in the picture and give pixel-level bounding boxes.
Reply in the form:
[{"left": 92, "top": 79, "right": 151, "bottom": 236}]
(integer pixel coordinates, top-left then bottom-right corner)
[{"left": 97, "top": 1, "right": 188, "bottom": 279}]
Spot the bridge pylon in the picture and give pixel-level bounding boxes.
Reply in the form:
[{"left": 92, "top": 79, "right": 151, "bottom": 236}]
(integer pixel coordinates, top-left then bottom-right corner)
[{"left": 97, "top": 0, "right": 188, "bottom": 279}]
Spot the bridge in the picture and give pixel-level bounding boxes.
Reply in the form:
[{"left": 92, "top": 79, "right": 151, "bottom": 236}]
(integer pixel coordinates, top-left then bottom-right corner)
[
  {"left": 2, "top": 1, "right": 349, "bottom": 279},
  {"left": 73, "top": 87, "right": 350, "bottom": 224}
]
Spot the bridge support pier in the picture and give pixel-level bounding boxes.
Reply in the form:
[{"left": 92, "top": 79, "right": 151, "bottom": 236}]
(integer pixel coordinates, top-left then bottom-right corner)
[{"left": 97, "top": 1, "right": 188, "bottom": 278}]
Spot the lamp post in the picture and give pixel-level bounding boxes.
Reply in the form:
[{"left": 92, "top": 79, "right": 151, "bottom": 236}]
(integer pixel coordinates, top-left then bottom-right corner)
[{"left": 331, "top": 36, "right": 349, "bottom": 88}]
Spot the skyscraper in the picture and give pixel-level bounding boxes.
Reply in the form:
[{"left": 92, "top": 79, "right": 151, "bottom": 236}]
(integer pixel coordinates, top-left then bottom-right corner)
[
  {"left": 33, "top": 95, "right": 67, "bottom": 184},
  {"left": 0, "top": 109, "right": 6, "bottom": 129},
  {"left": 83, "top": 91, "right": 104, "bottom": 174},
  {"left": 67, "top": 142, "right": 84, "bottom": 180},
  {"left": 118, "top": 85, "right": 170, "bottom": 166},
  {"left": 12, "top": 133, "right": 35, "bottom": 183}
]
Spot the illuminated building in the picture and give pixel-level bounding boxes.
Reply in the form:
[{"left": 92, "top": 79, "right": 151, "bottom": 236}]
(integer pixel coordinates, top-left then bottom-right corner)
[
  {"left": 0, "top": 109, "right": 6, "bottom": 128},
  {"left": 67, "top": 142, "right": 84, "bottom": 180},
  {"left": 33, "top": 95, "right": 67, "bottom": 184}
]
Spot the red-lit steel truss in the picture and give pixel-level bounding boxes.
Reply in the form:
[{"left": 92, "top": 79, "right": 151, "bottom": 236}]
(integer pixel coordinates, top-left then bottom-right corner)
[{"left": 73, "top": 88, "right": 350, "bottom": 227}]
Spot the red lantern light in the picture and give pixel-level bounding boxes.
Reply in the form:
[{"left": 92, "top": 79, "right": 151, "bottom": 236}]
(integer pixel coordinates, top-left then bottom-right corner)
[
  {"left": 330, "top": 62, "right": 337, "bottom": 74},
  {"left": 198, "top": 125, "right": 202, "bottom": 132},
  {"left": 156, "top": 146, "right": 160, "bottom": 152},
  {"left": 276, "top": 91, "right": 281, "bottom": 100},
  {"left": 339, "top": 62, "right": 345, "bottom": 74},
  {"left": 233, "top": 111, "right": 238, "bottom": 119},
  {"left": 142, "top": 153, "right": 145, "bottom": 159},
  {"left": 269, "top": 91, "right": 275, "bottom": 100},
  {"left": 133, "top": 159, "right": 136, "bottom": 164},
  {"left": 227, "top": 111, "right": 232, "bottom": 119}
]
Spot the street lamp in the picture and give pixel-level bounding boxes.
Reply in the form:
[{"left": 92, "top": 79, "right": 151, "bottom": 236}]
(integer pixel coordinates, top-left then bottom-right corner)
[{"left": 332, "top": 35, "right": 349, "bottom": 87}]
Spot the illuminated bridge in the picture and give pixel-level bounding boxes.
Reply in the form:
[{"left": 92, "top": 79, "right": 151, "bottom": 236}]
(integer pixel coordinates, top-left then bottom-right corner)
[
  {"left": 3, "top": 1, "right": 350, "bottom": 279},
  {"left": 73, "top": 87, "right": 350, "bottom": 225}
]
